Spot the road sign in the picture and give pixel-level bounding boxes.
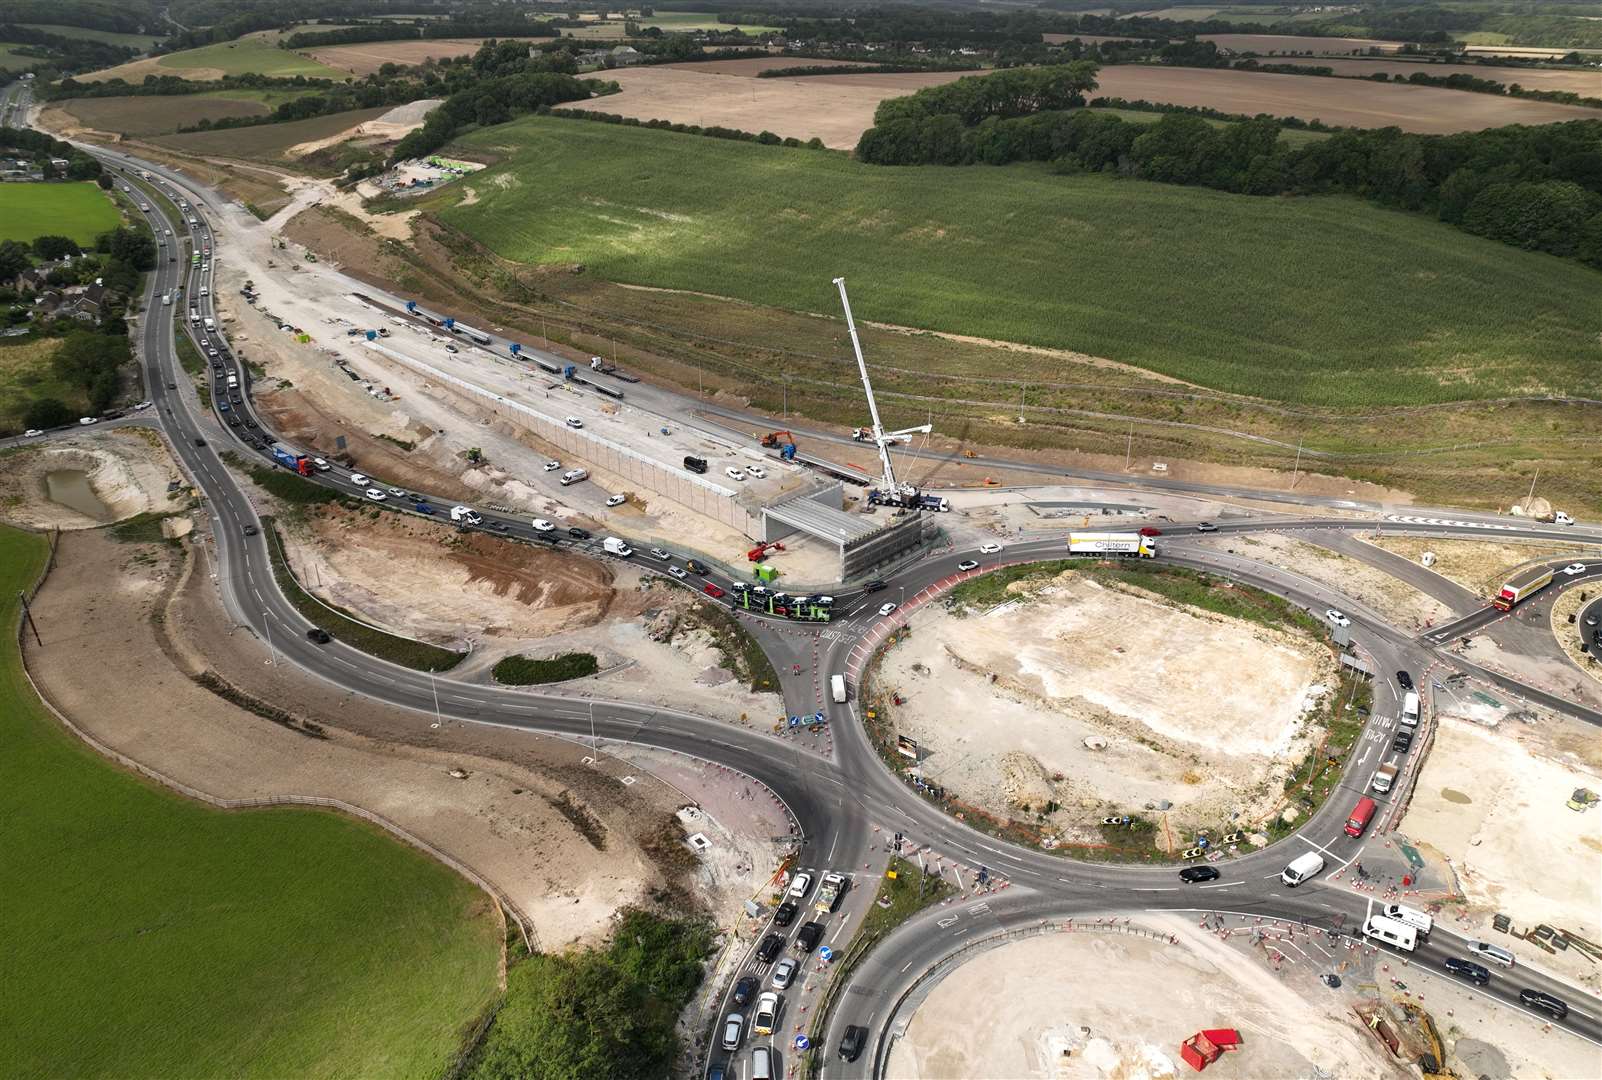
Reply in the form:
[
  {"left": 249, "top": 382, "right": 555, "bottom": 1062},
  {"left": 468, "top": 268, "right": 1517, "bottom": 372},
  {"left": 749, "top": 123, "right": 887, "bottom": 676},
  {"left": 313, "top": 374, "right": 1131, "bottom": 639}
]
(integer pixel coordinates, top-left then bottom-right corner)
[
  {"left": 818, "top": 945, "right": 834, "bottom": 962},
  {"left": 794, "top": 1035, "right": 810, "bottom": 1051}
]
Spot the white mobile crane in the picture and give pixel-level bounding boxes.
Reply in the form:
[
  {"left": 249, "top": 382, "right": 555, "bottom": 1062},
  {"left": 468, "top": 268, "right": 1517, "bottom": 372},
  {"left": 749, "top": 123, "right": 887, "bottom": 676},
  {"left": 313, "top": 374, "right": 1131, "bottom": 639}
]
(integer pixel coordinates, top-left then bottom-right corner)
[{"left": 833, "top": 277, "right": 940, "bottom": 511}]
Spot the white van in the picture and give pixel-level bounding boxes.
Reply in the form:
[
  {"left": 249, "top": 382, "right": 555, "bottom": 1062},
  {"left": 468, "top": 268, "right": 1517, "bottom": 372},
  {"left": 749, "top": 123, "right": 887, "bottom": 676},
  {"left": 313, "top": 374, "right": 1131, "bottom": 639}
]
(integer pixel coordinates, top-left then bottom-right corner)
[
  {"left": 1381, "top": 903, "right": 1433, "bottom": 935},
  {"left": 1401, "top": 691, "right": 1420, "bottom": 726},
  {"left": 449, "top": 505, "right": 482, "bottom": 526},
  {"left": 1280, "top": 851, "right": 1325, "bottom": 887},
  {"left": 602, "top": 537, "right": 633, "bottom": 557},
  {"left": 750, "top": 1046, "right": 773, "bottom": 1080},
  {"left": 559, "top": 468, "right": 588, "bottom": 486},
  {"left": 1363, "top": 915, "right": 1418, "bottom": 952}
]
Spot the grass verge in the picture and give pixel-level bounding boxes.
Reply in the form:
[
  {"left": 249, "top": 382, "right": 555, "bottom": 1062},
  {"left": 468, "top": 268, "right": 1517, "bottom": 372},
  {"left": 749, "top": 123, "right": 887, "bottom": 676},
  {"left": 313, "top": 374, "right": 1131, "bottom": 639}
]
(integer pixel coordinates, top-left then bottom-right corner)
[
  {"left": 0, "top": 524, "right": 500, "bottom": 1079},
  {"left": 491, "top": 651, "right": 599, "bottom": 685},
  {"left": 262, "top": 516, "right": 465, "bottom": 672}
]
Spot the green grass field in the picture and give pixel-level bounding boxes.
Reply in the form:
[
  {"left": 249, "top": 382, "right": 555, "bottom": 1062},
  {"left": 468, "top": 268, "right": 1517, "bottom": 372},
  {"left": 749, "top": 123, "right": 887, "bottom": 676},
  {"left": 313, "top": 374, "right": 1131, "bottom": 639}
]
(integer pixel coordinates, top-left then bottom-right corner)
[
  {"left": 438, "top": 117, "right": 1601, "bottom": 407},
  {"left": 0, "top": 526, "right": 500, "bottom": 1079},
  {"left": 0, "top": 182, "right": 122, "bottom": 245},
  {"left": 140, "top": 37, "right": 346, "bottom": 80},
  {"left": 0, "top": 43, "right": 39, "bottom": 71},
  {"left": 150, "top": 106, "right": 390, "bottom": 167}
]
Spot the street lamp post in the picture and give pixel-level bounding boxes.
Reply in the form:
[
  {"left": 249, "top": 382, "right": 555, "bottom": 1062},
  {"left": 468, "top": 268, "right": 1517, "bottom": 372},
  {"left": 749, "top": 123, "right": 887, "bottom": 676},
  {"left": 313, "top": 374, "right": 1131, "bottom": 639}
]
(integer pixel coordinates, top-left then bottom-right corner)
[
  {"left": 262, "top": 610, "right": 276, "bottom": 666},
  {"left": 589, "top": 699, "right": 598, "bottom": 758},
  {"left": 429, "top": 668, "right": 443, "bottom": 727}
]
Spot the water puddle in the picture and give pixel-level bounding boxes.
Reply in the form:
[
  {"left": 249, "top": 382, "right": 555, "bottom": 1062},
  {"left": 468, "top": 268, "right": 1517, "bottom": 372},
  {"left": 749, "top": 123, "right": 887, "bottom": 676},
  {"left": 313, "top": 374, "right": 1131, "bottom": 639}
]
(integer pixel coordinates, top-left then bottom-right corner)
[
  {"left": 44, "top": 469, "right": 113, "bottom": 521},
  {"left": 1440, "top": 788, "right": 1472, "bottom": 805}
]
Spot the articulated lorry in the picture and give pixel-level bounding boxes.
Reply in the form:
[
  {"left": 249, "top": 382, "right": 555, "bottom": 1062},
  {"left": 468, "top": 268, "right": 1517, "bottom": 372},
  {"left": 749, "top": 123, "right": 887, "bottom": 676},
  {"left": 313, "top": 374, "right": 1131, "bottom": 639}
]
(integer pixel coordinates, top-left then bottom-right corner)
[
  {"left": 1067, "top": 532, "right": 1157, "bottom": 558},
  {"left": 269, "top": 444, "right": 312, "bottom": 476},
  {"left": 1491, "top": 566, "right": 1553, "bottom": 612}
]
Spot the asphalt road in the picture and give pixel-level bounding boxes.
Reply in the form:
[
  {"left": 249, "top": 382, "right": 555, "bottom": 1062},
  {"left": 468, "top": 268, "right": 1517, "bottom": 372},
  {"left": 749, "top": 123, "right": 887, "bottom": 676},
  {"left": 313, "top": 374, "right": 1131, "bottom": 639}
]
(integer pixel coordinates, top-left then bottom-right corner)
[{"left": 56, "top": 139, "right": 1602, "bottom": 1073}]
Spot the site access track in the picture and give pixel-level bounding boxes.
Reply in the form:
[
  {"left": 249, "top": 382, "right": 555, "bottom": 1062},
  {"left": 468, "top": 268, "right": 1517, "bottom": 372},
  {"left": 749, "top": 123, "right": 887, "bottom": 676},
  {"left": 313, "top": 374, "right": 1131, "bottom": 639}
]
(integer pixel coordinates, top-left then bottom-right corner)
[{"left": 68, "top": 140, "right": 1602, "bottom": 1074}]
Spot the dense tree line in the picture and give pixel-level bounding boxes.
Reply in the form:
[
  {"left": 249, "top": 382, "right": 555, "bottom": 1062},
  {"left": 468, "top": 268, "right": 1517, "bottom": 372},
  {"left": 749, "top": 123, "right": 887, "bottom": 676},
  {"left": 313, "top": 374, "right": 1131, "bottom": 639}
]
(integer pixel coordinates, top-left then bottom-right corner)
[
  {"left": 858, "top": 74, "right": 1602, "bottom": 267},
  {"left": 0, "top": 126, "right": 103, "bottom": 179},
  {"left": 50, "top": 72, "right": 343, "bottom": 100},
  {"left": 2, "top": 0, "right": 161, "bottom": 35},
  {"left": 0, "top": 23, "right": 140, "bottom": 76},
  {"left": 755, "top": 61, "right": 981, "bottom": 78},
  {"left": 390, "top": 63, "right": 594, "bottom": 162},
  {"left": 283, "top": 18, "right": 559, "bottom": 50},
  {"left": 160, "top": 0, "right": 451, "bottom": 53},
  {"left": 550, "top": 105, "right": 827, "bottom": 149},
  {"left": 873, "top": 63, "right": 1102, "bottom": 127}
]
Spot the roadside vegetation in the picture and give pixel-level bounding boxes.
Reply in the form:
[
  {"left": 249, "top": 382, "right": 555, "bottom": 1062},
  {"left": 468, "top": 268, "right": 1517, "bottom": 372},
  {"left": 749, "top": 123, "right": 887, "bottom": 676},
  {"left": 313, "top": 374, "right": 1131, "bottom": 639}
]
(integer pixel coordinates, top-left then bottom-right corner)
[
  {"left": 491, "top": 651, "right": 599, "bottom": 685},
  {"left": 0, "top": 524, "right": 501, "bottom": 1080},
  {"left": 681, "top": 598, "right": 781, "bottom": 693},
  {"left": 262, "top": 515, "right": 466, "bottom": 672}
]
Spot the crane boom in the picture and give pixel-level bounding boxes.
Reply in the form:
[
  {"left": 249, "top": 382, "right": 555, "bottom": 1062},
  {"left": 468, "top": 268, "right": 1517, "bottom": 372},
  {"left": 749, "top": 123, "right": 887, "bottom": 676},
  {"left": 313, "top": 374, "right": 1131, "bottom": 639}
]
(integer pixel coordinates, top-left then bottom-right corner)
[{"left": 833, "top": 277, "right": 909, "bottom": 496}]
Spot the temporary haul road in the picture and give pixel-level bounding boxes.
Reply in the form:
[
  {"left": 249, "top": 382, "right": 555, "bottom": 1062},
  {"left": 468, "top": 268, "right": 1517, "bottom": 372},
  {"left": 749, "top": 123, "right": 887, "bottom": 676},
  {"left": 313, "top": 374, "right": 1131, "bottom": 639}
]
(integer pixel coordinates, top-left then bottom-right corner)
[{"left": 46, "top": 139, "right": 1602, "bottom": 1076}]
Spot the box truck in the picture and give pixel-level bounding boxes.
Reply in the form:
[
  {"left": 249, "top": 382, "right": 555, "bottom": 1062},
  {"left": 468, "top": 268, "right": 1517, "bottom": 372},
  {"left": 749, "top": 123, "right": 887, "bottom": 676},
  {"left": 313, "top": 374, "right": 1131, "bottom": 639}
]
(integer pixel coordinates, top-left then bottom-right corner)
[
  {"left": 1491, "top": 566, "right": 1552, "bottom": 611},
  {"left": 830, "top": 675, "right": 847, "bottom": 703},
  {"left": 1400, "top": 691, "right": 1420, "bottom": 726},
  {"left": 603, "top": 537, "right": 633, "bottom": 557}
]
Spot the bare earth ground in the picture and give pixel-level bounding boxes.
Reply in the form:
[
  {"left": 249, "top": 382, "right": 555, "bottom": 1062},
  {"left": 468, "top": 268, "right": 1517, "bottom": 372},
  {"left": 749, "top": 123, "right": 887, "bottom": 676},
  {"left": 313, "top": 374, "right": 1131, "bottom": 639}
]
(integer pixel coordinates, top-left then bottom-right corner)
[
  {"left": 876, "top": 572, "right": 1333, "bottom": 838},
  {"left": 1244, "top": 56, "right": 1602, "bottom": 96},
  {"left": 285, "top": 98, "right": 441, "bottom": 158},
  {"left": 0, "top": 428, "right": 185, "bottom": 530},
  {"left": 887, "top": 918, "right": 1392, "bottom": 1079},
  {"left": 1363, "top": 536, "right": 1602, "bottom": 596},
  {"left": 1400, "top": 707, "right": 1602, "bottom": 991},
  {"left": 563, "top": 62, "right": 1596, "bottom": 147},
  {"left": 1197, "top": 532, "right": 1450, "bottom": 630}
]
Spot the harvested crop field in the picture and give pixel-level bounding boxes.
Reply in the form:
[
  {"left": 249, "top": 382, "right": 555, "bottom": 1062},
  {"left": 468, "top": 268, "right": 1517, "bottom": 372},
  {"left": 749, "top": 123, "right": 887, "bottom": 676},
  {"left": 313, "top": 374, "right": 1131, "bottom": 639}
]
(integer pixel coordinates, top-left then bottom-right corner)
[
  {"left": 662, "top": 56, "right": 871, "bottom": 76},
  {"left": 149, "top": 107, "right": 391, "bottom": 163},
  {"left": 1199, "top": 32, "right": 1403, "bottom": 54},
  {"left": 1236, "top": 56, "right": 1602, "bottom": 97},
  {"left": 566, "top": 61, "right": 1595, "bottom": 142},
  {"left": 308, "top": 38, "right": 543, "bottom": 77},
  {"left": 53, "top": 94, "right": 272, "bottom": 137}
]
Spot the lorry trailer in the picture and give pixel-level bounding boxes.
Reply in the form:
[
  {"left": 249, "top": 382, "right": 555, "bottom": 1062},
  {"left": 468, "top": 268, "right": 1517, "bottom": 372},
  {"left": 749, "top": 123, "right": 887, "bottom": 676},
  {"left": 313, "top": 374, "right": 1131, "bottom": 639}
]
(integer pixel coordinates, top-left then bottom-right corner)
[
  {"left": 1491, "top": 566, "right": 1553, "bottom": 611},
  {"left": 1067, "top": 532, "right": 1157, "bottom": 558},
  {"left": 269, "top": 443, "right": 312, "bottom": 476}
]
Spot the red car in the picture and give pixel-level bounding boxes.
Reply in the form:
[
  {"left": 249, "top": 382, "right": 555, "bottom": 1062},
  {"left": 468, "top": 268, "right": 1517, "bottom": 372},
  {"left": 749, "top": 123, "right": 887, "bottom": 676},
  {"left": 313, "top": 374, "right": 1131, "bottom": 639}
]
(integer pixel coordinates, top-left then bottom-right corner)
[
  {"left": 703, "top": 582, "right": 725, "bottom": 598},
  {"left": 1139, "top": 527, "right": 1163, "bottom": 537}
]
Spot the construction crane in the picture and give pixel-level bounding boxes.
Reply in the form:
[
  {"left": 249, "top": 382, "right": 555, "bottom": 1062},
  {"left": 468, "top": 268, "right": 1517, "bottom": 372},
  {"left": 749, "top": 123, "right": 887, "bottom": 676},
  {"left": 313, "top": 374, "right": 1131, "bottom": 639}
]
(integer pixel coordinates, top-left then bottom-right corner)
[
  {"left": 852, "top": 424, "right": 930, "bottom": 444},
  {"left": 834, "top": 277, "right": 923, "bottom": 508}
]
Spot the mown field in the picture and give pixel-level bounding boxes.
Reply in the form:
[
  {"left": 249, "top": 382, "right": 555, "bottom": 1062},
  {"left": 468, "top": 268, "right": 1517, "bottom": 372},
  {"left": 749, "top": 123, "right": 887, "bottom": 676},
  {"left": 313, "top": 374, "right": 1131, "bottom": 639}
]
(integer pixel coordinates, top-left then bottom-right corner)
[
  {"left": 82, "top": 37, "right": 346, "bottom": 82},
  {"left": 438, "top": 117, "right": 1601, "bottom": 407},
  {"left": 0, "top": 44, "right": 37, "bottom": 72},
  {"left": 16, "top": 23, "right": 166, "bottom": 50},
  {"left": 55, "top": 92, "right": 288, "bottom": 137},
  {"left": 0, "top": 182, "right": 121, "bottom": 244},
  {"left": 0, "top": 525, "right": 501, "bottom": 1080}
]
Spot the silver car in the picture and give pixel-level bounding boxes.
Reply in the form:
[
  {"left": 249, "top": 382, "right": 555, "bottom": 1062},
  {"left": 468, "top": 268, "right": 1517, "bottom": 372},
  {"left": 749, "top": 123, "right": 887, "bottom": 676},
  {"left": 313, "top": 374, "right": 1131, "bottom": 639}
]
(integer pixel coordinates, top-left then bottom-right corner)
[
  {"left": 770, "top": 957, "right": 798, "bottom": 990},
  {"left": 721, "top": 1012, "right": 744, "bottom": 1052}
]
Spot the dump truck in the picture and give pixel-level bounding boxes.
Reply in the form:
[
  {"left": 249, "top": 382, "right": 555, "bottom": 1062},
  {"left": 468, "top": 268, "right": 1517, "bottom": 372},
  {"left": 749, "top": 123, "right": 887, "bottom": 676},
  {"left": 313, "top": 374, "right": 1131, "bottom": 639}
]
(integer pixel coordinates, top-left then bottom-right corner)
[
  {"left": 1491, "top": 566, "right": 1553, "bottom": 611},
  {"left": 269, "top": 444, "right": 311, "bottom": 476},
  {"left": 815, "top": 872, "right": 846, "bottom": 914},
  {"left": 1068, "top": 532, "right": 1157, "bottom": 558}
]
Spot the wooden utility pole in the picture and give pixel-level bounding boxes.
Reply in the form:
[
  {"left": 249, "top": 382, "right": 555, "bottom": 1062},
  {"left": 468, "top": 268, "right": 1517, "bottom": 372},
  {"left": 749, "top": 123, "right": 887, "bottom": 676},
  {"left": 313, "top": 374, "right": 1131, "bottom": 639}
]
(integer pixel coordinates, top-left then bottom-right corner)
[{"left": 17, "top": 591, "right": 42, "bottom": 647}]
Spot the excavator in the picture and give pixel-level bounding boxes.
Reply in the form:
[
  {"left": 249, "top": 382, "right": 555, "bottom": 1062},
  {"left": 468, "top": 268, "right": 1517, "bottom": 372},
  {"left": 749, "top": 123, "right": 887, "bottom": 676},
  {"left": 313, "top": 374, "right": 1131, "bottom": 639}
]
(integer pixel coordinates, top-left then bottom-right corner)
[{"left": 759, "top": 430, "right": 798, "bottom": 461}]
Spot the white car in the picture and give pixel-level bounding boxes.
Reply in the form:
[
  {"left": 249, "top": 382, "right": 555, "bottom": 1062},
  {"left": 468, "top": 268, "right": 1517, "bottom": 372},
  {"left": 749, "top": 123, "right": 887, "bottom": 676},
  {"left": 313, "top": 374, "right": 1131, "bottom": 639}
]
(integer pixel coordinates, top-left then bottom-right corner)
[
  {"left": 978, "top": 542, "right": 1002, "bottom": 554},
  {"left": 747, "top": 464, "right": 767, "bottom": 479},
  {"left": 649, "top": 548, "right": 671, "bottom": 560},
  {"left": 668, "top": 566, "right": 687, "bottom": 580},
  {"left": 1561, "top": 563, "right": 1587, "bottom": 576},
  {"left": 565, "top": 416, "right": 583, "bottom": 429},
  {"left": 134, "top": 400, "right": 152, "bottom": 411},
  {"left": 878, "top": 602, "right": 898, "bottom": 617},
  {"left": 23, "top": 428, "right": 43, "bottom": 438},
  {"left": 311, "top": 458, "right": 330, "bottom": 471},
  {"left": 444, "top": 344, "right": 458, "bottom": 353},
  {"left": 531, "top": 519, "right": 555, "bottom": 532},
  {"left": 199, "top": 286, "right": 208, "bottom": 297},
  {"left": 725, "top": 467, "right": 747, "bottom": 481},
  {"left": 542, "top": 460, "right": 561, "bottom": 472},
  {"left": 605, "top": 494, "right": 626, "bottom": 507},
  {"left": 787, "top": 872, "right": 813, "bottom": 899},
  {"left": 349, "top": 472, "right": 370, "bottom": 486},
  {"left": 386, "top": 486, "right": 406, "bottom": 498},
  {"left": 753, "top": 992, "right": 779, "bottom": 1037},
  {"left": 364, "top": 488, "right": 386, "bottom": 502},
  {"left": 770, "top": 957, "right": 798, "bottom": 990},
  {"left": 78, "top": 416, "right": 98, "bottom": 425},
  {"left": 1326, "top": 609, "right": 1351, "bottom": 627}
]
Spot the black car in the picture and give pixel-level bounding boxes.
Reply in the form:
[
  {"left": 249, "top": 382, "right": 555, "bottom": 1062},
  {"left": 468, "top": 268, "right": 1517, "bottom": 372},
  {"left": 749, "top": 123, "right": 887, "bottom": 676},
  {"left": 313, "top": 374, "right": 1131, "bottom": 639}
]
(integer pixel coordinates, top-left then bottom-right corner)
[
  {"left": 755, "top": 934, "right": 785, "bottom": 964},
  {"left": 192, "top": 437, "right": 206, "bottom": 447},
  {"left": 773, "top": 901, "right": 798, "bottom": 928},
  {"left": 685, "top": 559, "right": 708, "bottom": 575},
  {"left": 1178, "top": 865, "right": 1220, "bottom": 884},
  {"left": 245, "top": 418, "right": 257, "bottom": 429},
  {"left": 486, "top": 521, "right": 509, "bottom": 533},
  {"left": 226, "top": 414, "right": 241, "bottom": 427},
  {"left": 567, "top": 526, "right": 591, "bottom": 540},
  {"left": 536, "top": 532, "right": 561, "bottom": 544},
  {"left": 306, "top": 628, "right": 332, "bottom": 644},
  {"left": 732, "top": 975, "right": 758, "bottom": 1007},
  {"left": 1518, "top": 988, "right": 1568, "bottom": 1020},
  {"left": 863, "top": 579, "right": 887, "bottom": 594},
  {"left": 795, "top": 922, "right": 823, "bottom": 953},
  {"left": 167, "top": 381, "right": 177, "bottom": 389},
  {"left": 1396, "top": 670, "right": 1414, "bottom": 690},
  {"left": 242, "top": 524, "right": 258, "bottom": 536},
  {"left": 1392, "top": 728, "right": 1415, "bottom": 754},
  {"left": 1443, "top": 957, "right": 1490, "bottom": 985},
  {"left": 838, "top": 1025, "right": 868, "bottom": 1063}
]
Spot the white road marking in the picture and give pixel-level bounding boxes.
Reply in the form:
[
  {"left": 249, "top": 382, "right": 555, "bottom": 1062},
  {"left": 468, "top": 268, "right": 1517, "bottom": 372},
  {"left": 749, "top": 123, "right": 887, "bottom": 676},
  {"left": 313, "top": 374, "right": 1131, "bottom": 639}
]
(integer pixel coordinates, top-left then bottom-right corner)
[{"left": 1197, "top": 881, "right": 1241, "bottom": 889}]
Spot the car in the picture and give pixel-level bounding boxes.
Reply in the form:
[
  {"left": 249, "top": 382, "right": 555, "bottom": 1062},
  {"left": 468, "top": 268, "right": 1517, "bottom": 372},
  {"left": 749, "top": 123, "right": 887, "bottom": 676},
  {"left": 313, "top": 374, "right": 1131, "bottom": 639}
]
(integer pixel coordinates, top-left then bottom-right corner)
[
  {"left": 1588, "top": 613, "right": 1600, "bottom": 628},
  {"left": 721, "top": 1012, "right": 745, "bottom": 1052},
  {"left": 134, "top": 400, "right": 152, "bottom": 411},
  {"left": 839, "top": 1025, "right": 868, "bottom": 1063},
  {"left": 731, "top": 581, "right": 751, "bottom": 592},
  {"left": 191, "top": 436, "right": 206, "bottom": 447},
  {"left": 486, "top": 521, "right": 509, "bottom": 533},
  {"left": 862, "top": 579, "right": 887, "bottom": 593},
  {"left": 1138, "top": 526, "right": 1163, "bottom": 537},
  {"left": 365, "top": 488, "right": 386, "bottom": 501},
  {"left": 212, "top": 363, "right": 223, "bottom": 372},
  {"left": 413, "top": 502, "right": 435, "bottom": 515},
  {"left": 978, "top": 542, "right": 1002, "bottom": 554},
  {"left": 226, "top": 414, "right": 241, "bottom": 427},
  {"left": 755, "top": 934, "right": 785, "bottom": 963},
  {"left": 567, "top": 526, "right": 591, "bottom": 540},
  {"left": 649, "top": 547, "right": 671, "bottom": 560},
  {"left": 668, "top": 565, "right": 687, "bottom": 579},
  {"left": 773, "top": 901, "right": 798, "bottom": 928},
  {"left": 795, "top": 922, "right": 824, "bottom": 953},
  {"left": 1561, "top": 562, "right": 1587, "bottom": 576},
  {"left": 310, "top": 458, "right": 330, "bottom": 472},
  {"left": 704, "top": 582, "right": 726, "bottom": 598},
  {"left": 788, "top": 872, "right": 813, "bottom": 899},
  {"left": 1195, "top": 521, "right": 1218, "bottom": 532},
  {"left": 732, "top": 975, "right": 759, "bottom": 1007},
  {"left": 229, "top": 393, "right": 242, "bottom": 404},
  {"left": 747, "top": 464, "right": 767, "bottom": 479},
  {"left": 878, "top": 602, "right": 898, "bottom": 617},
  {"left": 23, "top": 428, "right": 43, "bottom": 438},
  {"left": 565, "top": 416, "right": 583, "bottom": 429},
  {"left": 349, "top": 472, "right": 370, "bottom": 486},
  {"left": 245, "top": 418, "right": 257, "bottom": 429},
  {"left": 1396, "top": 670, "right": 1413, "bottom": 690},
  {"left": 956, "top": 559, "right": 979, "bottom": 572},
  {"left": 78, "top": 416, "right": 98, "bottom": 425},
  {"left": 387, "top": 486, "right": 406, "bottom": 498},
  {"left": 542, "top": 460, "right": 561, "bottom": 472},
  {"left": 753, "top": 991, "right": 779, "bottom": 1036},
  {"left": 167, "top": 381, "right": 177, "bottom": 390},
  {"left": 1391, "top": 728, "right": 1414, "bottom": 754},
  {"left": 1465, "top": 940, "right": 1516, "bottom": 967},
  {"left": 605, "top": 494, "right": 626, "bottom": 507},
  {"left": 1325, "top": 609, "right": 1351, "bottom": 627},
  {"left": 219, "top": 402, "right": 231, "bottom": 413},
  {"left": 725, "top": 467, "right": 747, "bottom": 481},
  {"left": 685, "top": 559, "right": 708, "bottom": 575},
  {"left": 1518, "top": 988, "right": 1569, "bottom": 1020},
  {"left": 1178, "top": 865, "right": 1220, "bottom": 883},
  {"left": 1443, "top": 957, "right": 1490, "bottom": 985},
  {"left": 241, "top": 524, "right": 258, "bottom": 536},
  {"left": 443, "top": 344, "right": 458, "bottom": 353},
  {"left": 531, "top": 518, "right": 555, "bottom": 532},
  {"left": 306, "top": 628, "right": 332, "bottom": 644}
]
